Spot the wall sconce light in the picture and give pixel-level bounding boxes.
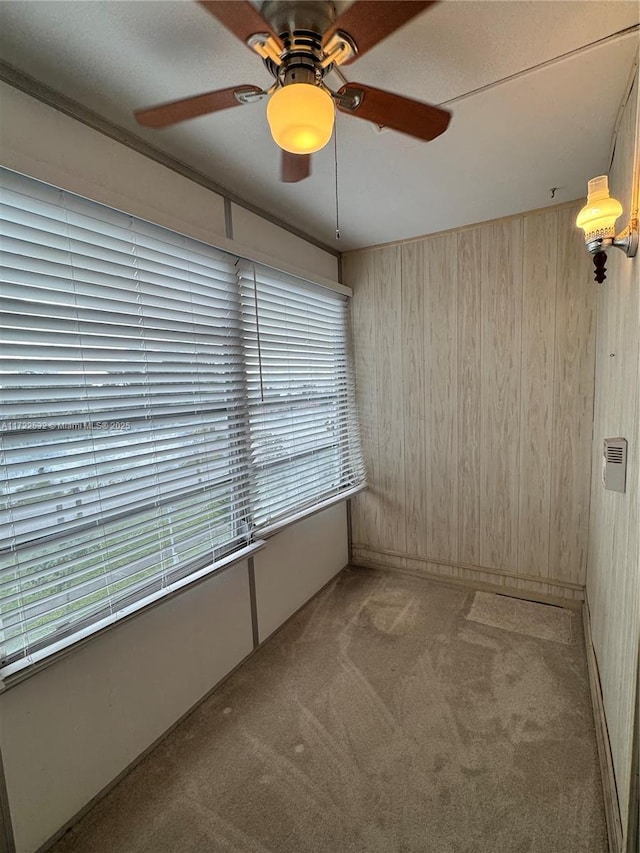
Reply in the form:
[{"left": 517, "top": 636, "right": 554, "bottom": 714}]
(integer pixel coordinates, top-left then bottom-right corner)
[{"left": 576, "top": 175, "right": 638, "bottom": 283}]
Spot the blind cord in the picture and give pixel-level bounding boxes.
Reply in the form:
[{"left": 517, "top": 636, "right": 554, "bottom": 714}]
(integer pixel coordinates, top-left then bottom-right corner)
[
  {"left": 334, "top": 117, "right": 340, "bottom": 241},
  {"left": 253, "top": 263, "right": 265, "bottom": 403}
]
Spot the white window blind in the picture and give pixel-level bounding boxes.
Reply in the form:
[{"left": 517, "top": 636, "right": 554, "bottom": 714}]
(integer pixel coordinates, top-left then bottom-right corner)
[
  {"left": 0, "top": 168, "right": 365, "bottom": 675},
  {"left": 0, "top": 170, "right": 252, "bottom": 670},
  {"left": 238, "top": 261, "right": 365, "bottom": 532}
]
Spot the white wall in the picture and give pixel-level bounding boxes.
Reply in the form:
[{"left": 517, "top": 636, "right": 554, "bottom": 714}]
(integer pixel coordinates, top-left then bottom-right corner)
[
  {"left": 0, "top": 83, "right": 227, "bottom": 249},
  {"left": 230, "top": 203, "right": 338, "bottom": 282},
  {"left": 0, "top": 81, "right": 346, "bottom": 853},
  {"left": 254, "top": 503, "right": 349, "bottom": 642}
]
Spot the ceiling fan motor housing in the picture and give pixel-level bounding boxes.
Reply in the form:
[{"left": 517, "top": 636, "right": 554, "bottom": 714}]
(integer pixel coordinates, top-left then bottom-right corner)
[
  {"left": 261, "top": 1, "right": 336, "bottom": 39},
  {"left": 261, "top": 0, "right": 337, "bottom": 85}
]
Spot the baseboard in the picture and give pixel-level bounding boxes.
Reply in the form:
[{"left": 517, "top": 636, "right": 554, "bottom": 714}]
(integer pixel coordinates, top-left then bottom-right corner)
[
  {"left": 351, "top": 546, "right": 585, "bottom": 609},
  {"left": 583, "top": 600, "right": 624, "bottom": 853},
  {"left": 625, "top": 654, "right": 639, "bottom": 853}
]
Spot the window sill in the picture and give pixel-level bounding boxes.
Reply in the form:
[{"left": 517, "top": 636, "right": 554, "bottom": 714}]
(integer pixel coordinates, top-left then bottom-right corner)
[
  {"left": 254, "top": 484, "right": 367, "bottom": 539},
  {"left": 0, "top": 540, "right": 266, "bottom": 691}
]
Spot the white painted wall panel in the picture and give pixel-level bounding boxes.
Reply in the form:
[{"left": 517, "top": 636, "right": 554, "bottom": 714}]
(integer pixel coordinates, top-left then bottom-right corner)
[
  {"left": 0, "top": 82, "right": 227, "bottom": 246},
  {"left": 254, "top": 503, "right": 348, "bottom": 642},
  {"left": 231, "top": 203, "right": 338, "bottom": 281},
  {"left": 0, "top": 563, "right": 253, "bottom": 853}
]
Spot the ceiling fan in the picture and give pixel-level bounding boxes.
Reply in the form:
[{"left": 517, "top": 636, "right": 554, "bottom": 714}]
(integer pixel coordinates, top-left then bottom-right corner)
[{"left": 134, "top": 1, "right": 452, "bottom": 183}]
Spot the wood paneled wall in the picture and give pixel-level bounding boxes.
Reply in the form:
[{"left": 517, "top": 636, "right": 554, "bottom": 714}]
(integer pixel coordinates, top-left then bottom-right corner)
[
  {"left": 343, "top": 202, "right": 596, "bottom": 603},
  {"left": 586, "top": 67, "right": 639, "bottom": 846}
]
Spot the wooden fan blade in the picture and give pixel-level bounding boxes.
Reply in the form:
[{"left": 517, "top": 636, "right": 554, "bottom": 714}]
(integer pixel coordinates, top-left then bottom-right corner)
[
  {"left": 199, "top": 1, "right": 283, "bottom": 50},
  {"left": 337, "top": 83, "right": 451, "bottom": 142},
  {"left": 323, "top": 1, "right": 436, "bottom": 65},
  {"left": 135, "top": 85, "right": 262, "bottom": 128},
  {"left": 281, "top": 151, "right": 311, "bottom": 183}
]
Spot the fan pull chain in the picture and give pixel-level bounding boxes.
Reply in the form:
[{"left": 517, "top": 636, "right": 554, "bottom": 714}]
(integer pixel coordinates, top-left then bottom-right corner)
[{"left": 334, "top": 119, "right": 340, "bottom": 240}]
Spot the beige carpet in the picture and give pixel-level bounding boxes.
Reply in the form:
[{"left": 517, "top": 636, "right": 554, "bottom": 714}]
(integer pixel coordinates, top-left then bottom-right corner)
[
  {"left": 52, "top": 567, "right": 607, "bottom": 853},
  {"left": 466, "top": 592, "right": 574, "bottom": 644}
]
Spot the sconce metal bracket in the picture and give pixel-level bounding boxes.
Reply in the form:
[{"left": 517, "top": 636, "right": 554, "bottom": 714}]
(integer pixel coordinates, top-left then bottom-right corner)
[
  {"left": 585, "top": 217, "right": 638, "bottom": 259},
  {"left": 612, "top": 217, "right": 639, "bottom": 258}
]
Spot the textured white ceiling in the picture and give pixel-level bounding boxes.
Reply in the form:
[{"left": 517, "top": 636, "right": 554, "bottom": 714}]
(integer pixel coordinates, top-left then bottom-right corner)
[{"left": 0, "top": 0, "right": 638, "bottom": 251}]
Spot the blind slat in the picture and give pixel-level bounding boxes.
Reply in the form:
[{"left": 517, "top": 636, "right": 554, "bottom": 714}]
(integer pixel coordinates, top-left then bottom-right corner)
[
  {"left": 0, "top": 167, "right": 364, "bottom": 673},
  {"left": 239, "top": 263, "right": 363, "bottom": 530}
]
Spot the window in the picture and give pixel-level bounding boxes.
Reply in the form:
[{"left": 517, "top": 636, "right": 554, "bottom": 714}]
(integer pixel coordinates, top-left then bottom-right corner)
[
  {"left": 0, "top": 168, "right": 364, "bottom": 676},
  {"left": 238, "top": 262, "right": 364, "bottom": 532}
]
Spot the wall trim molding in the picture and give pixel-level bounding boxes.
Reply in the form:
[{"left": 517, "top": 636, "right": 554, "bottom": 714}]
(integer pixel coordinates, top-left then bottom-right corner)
[
  {"left": 625, "top": 650, "right": 639, "bottom": 853},
  {"left": 352, "top": 543, "right": 585, "bottom": 592},
  {"left": 351, "top": 553, "right": 584, "bottom": 610},
  {"left": 583, "top": 599, "right": 624, "bottom": 853}
]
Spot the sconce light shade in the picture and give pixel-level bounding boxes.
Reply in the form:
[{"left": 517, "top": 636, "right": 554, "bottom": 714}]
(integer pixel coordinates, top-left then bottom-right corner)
[
  {"left": 267, "top": 83, "right": 334, "bottom": 155},
  {"left": 575, "top": 174, "right": 637, "bottom": 283},
  {"left": 576, "top": 176, "right": 623, "bottom": 243}
]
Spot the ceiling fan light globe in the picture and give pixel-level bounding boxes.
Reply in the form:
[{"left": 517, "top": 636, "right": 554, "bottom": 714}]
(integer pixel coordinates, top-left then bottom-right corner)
[{"left": 267, "top": 84, "right": 334, "bottom": 155}]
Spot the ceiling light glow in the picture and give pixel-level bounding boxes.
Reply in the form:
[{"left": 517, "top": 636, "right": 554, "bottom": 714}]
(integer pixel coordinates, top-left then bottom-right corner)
[{"left": 267, "top": 84, "right": 334, "bottom": 155}]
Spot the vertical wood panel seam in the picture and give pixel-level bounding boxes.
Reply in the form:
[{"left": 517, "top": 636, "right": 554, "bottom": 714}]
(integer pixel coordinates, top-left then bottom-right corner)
[
  {"left": 584, "top": 252, "right": 598, "bottom": 586},
  {"left": 548, "top": 215, "right": 560, "bottom": 579},
  {"left": 549, "top": 213, "right": 560, "bottom": 579},
  {"left": 515, "top": 218, "right": 523, "bottom": 573},
  {"left": 516, "top": 216, "right": 524, "bottom": 574},
  {"left": 420, "top": 240, "right": 427, "bottom": 560},
  {"left": 400, "top": 246, "right": 407, "bottom": 554},
  {"left": 453, "top": 239, "right": 459, "bottom": 562},
  {"left": 515, "top": 217, "right": 526, "bottom": 574},
  {"left": 376, "top": 249, "right": 383, "bottom": 533},
  {"left": 455, "top": 232, "right": 460, "bottom": 563},
  {"left": 479, "top": 227, "right": 485, "bottom": 567}
]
